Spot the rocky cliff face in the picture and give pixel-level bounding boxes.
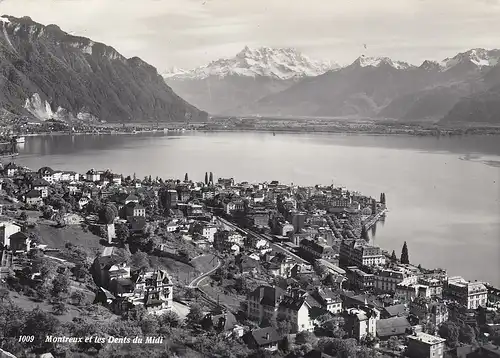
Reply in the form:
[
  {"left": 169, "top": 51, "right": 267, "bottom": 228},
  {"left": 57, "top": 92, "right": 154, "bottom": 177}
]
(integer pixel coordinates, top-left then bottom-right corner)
[{"left": 0, "top": 15, "right": 207, "bottom": 123}]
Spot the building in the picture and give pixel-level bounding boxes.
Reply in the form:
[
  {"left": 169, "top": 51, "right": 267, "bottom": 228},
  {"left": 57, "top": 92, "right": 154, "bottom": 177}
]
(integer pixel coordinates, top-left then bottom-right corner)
[
  {"left": 194, "top": 222, "right": 217, "bottom": 243},
  {"left": 343, "top": 307, "right": 378, "bottom": 340},
  {"left": 346, "top": 266, "right": 375, "bottom": 291},
  {"left": 406, "top": 331, "right": 446, "bottom": 358},
  {"left": 410, "top": 297, "right": 449, "bottom": 328},
  {"left": 31, "top": 178, "right": 50, "bottom": 198},
  {"left": 23, "top": 189, "right": 43, "bottom": 206},
  {"left": 0, "top": 221, "right": 21, "bottom": 248},
  {"left": 299, "top": 239, "right": 337, "bottom": 263},
  {"left": 312, "top": 288, "right": 343, "bottom": 314},
  {"left": 396, "top": 282, "right": 430, "bottom": 303},
  {"left": 375, "top": 268, "right": 418, "bottom": 294},
  {"left": 86, "top": 169, "right": 101, "bottom": 182},
  {"left": 8, "top": 232, "right": 32, "bottom": 252},
  {"left": 376, "top": 316, "right": 412, "bottom": 340},
  {"left": 340, "top": 240, "right": 385, "bottom": 268},
  {"left": 214, "top": 230, "right": 244, "bottom": 252},
  {"left": 246, "top": 286, "right": 319, "bottom": 333},
  {"left": 38, "top": 167, "right": 55, "bottom": 183},
  {"left": 445, "top": 277, "right": 488, "bottom": 310},
  {"left": 125, "top": 202, "right": 146, "bottom": 218},
  {"left": 243, "top": 327, "right": 280, "bottom": 351},
  {"left": 418, "top": 277, "right": 444, "bottom": 298}
]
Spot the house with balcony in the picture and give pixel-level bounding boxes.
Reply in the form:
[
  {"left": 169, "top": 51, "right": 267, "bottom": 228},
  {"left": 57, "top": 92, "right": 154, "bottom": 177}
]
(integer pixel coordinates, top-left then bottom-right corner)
[
  {"left": 375, "top": 268, "right": 418, "bottom": 294},
  {"left": 445, "top": 277, "right": 488, "bottom": 310},
  {"left": 410, "top": 297, "right": 448, "bottom": 329},
  {"left": 343, "top": 307, "right": 378, "bottom": 341},
  {"left": 396, "top": 281, "right": 431, "bottom": 303},
  {"left": 311, "top": 287, "right": 343, "bottom": 314},
  {"left": 340, "top": 239, "right": 385, "bottom": 268}
]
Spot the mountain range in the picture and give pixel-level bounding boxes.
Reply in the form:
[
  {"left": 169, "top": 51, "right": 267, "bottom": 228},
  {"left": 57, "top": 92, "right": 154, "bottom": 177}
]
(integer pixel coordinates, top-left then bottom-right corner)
[
  {"left": 0, "top": 15, "right": 207, "bottom": 123},
  {"left": 164, "top": 46, "right": 338, "bottom": 115},
  {"left": 165, "top": 48, "right": 500, "bottom": 124}
]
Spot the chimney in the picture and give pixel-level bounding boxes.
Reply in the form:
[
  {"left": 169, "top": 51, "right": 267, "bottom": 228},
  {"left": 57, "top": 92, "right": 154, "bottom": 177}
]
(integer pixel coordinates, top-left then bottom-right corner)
[{"left": 265, "top": 333, "right": 270, "bottom": 340}]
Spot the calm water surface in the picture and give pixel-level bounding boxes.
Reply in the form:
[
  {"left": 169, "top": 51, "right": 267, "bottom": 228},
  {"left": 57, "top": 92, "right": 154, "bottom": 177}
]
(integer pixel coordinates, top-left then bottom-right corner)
[{"left": 13, "top": 132, "right": 500, "bottom": 286}]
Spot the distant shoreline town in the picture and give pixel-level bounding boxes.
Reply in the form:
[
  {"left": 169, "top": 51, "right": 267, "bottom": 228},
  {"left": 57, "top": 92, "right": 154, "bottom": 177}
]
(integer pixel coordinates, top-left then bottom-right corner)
[{"left": 1, "top": 161, "right": 499, "bottom": 358}]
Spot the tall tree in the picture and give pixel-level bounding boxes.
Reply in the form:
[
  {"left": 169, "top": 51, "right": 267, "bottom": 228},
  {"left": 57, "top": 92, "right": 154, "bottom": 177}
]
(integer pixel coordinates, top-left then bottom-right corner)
[
  {"left": 401, "top": 241, "right": 410, "bottom": 264},
  {"left": 209, "top": 172, "right": 213, "bottom": 184},
  {"left": 184, "top": 173, "right": 189, "bottom": 182},
  {"left": 204, "top": 172, "right": 208, "bottom": 185},
  {"left": 360, "top": 225, "right": 369, "bottom": 241},
  {"left": 391, "top": 250, "right": 397, "bottom": 261}
]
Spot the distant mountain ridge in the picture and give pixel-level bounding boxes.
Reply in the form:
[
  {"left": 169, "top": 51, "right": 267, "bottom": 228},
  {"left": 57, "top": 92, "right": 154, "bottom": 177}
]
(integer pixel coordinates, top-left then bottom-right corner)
[
  {"left": 0, "top": 15, "right": 207, "bottom": 123},
  {"left": 226, "top": 48, "right": 500, "bottom": 123},
  {"left": 163, "top": 46, "right": 337, "bottom": 114}
]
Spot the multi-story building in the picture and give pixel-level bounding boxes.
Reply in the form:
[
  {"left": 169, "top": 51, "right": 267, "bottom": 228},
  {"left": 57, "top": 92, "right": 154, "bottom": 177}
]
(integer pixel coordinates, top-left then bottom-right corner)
[
  {"left": 299, "top": 239, "right": 337, "bottom": 263},
  {"left": 396, "top": 282, "right": 430, "bottom": 303},
  {"left": 224, "top": 200, "right": 245, "bottom": 215},
  {"left": 343, "top": 307, "right": 378, "bottom": 341},
  {"left": 85, "top": 169, "right": 101, "bottom": 182},
  {"left": 418, "top": 277, "right": 444, "bottom": 298},
  {"left": 375, "top": 268, "right": 418, "bottom": 294},
  {"left": 246, "top": 286, "right": 319, "bottom": 333},
  {"left": 164, "top": 189, "right": 178, "bottom": 209},
  {"left": 406, "top": 332, "right": 446, "bottom": 358},
  {"left": 340, "top": 240, "right": 385, "bottom": 268},
  {"left": 346, "top": 266, "right": 375, "bottom": 291},
  {"left": 410, "top": 297, "right": 449, "bottom": 328},
  {"left": 0, "top": 220, "right": 22, "bottom": 248},
  {"left": 445, "top": 277, "right": 488, "bottom": 309},
  {"left": 312, "top": 287, "right": 343, "bottom": 314}
]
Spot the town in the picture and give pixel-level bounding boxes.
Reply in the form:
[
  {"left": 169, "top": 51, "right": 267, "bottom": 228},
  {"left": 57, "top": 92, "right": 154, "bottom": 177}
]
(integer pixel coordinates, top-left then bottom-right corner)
[{"left": 0, "top": 162, "right": 499, "bottom": 358}]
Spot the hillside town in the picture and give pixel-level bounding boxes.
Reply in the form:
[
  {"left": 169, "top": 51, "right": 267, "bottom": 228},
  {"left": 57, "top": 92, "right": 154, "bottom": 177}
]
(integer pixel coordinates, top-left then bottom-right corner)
[{"left": 0, "top": 162, "right": 499, "bottom": 358}]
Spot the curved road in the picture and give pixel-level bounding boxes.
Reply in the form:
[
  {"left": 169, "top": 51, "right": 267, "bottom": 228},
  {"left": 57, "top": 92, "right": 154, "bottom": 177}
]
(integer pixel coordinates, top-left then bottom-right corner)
[{"left": 188, "top": 256, "right": 222, "bottom": 288}]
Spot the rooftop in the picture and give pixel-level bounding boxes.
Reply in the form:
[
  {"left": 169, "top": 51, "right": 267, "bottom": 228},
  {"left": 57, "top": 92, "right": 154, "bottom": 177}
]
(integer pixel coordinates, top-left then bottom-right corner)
[{"left": 408, "top": 332, "right": 446, "bottom": 345}]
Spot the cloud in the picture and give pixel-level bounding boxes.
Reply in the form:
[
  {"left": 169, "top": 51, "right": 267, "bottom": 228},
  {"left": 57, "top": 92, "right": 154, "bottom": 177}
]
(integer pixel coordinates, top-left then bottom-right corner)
[{"left": 2, "top": 0, "right": 500, "bottom": 69}]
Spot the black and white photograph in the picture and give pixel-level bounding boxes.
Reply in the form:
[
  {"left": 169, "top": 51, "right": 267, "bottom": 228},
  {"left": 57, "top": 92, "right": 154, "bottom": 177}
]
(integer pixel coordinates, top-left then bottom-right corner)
[{"left": 0, "top": 0, "right": 499, "bottom": 357}]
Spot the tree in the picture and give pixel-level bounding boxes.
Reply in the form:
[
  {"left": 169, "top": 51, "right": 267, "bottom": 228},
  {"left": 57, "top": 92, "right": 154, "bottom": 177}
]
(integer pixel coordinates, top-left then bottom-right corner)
[
  {"left": 387, "top": 336, "right": 400, "bottom": 351},
  {"left": 186, "top": 303, "right": 204, "bottom": 328},
  {"left": 380, "top": 193, "right": 386, "bottom": 204},
  {"left": 438, "top": 321, "right": 459, "bottom": 347},
  {"left": 99, "top": 205, "right": 116, "bottom": 224},
  {"left": 209, "top": 172, "right": 213, "bottom": 184},
  {"left": 371, "top": 199, "right": 377, "bottom": 214},
  {"left": 184, "top": 173, "right": 189, "bottom": 182},
  {"left": 391, "top": 250, "right": 397, "bottom": 261},
  {"left": 401, "top": 241, "right": 410, "bottom": 264},
  {"left": 130, "top": 251, "right": 150, "bottom": 272},
  {"left": 21, "top": 308, "right": 60, "bottom": 352},
  {"left": 19, "top": 211, "right": 28, "bottom": 221},
  {"left": 51, "top": 272, "right": 71, "bottom": 298},
  {"left": 0, "top": 287, "right": 9, "bottom": 303},
  {"left": 459, "top": 323, "right": 477, "bottom": 345},
  {"left": 115, "top": 223, "right": 130, "bottom": 247},
  {"left": 295, "top": 331, "right": 317, "bottom": 346},
  {"left": 204, "top": 172, "right": 208, "bottom": 185},
  {"left": 140, "top": 315, "right": 159, "bottom": 335},
  {"left": 360, "top": 225, "right": 369, "bottom": 241},
  {"left": 52, "top": 301, "right": 68, "bottom": 315},
  {"left": 70, "top": 290, "right": 86, "bottom": 306}
]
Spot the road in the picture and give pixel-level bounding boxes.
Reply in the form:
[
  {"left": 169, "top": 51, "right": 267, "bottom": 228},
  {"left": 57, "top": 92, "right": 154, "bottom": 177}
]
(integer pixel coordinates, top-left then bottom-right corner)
[{"left": 188, "top": 255, "right": 222, "bottom": 288}]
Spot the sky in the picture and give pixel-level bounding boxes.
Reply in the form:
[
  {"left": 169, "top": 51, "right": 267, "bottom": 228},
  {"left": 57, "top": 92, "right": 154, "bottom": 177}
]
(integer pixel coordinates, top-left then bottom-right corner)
[{"left": 2, "top": 0, "right": 500, "bottom": 71}]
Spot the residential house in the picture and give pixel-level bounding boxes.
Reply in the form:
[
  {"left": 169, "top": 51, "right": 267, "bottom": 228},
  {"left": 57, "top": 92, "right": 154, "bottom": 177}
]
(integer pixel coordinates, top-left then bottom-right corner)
[
  {"left": 376, "top": 316, "right": 412, "bottom": 341},
  {"left": 267, "top": 253, "right": 296, "bottom": 278},
  {"left": 60, "top": 171, "right": 80, "bottom": 182},
  {"left": 86, "top": 169, "right": 101, "bottom": 182},
  {"left": 78, "top": 196, "right": 90, "bottom": 210},
  {"left": 242, "top": 327, "right": 280, "bottom": 352},
  {"left": 214, "top": 230, "right": 244, "bottom": 252},
  {"left": 192, "top": 222, "right": 218, "bottom": 243},
  {"left": 312, "top": 287, "right": 343, "bottom": 314},
  {"left": 246, "top": 285, "right": 322, "bottom": 333},
  {"left": 381, "top": 304, "right": 408, "bottom": 319},
  {"left": 124, "top": 194, "right": 139, "bottom": 205},
  {"left": 445, "top": 277, "right": 488, "bottom": 310},
  {"left": 410, "top": 297, "right": 449, "bottom": 328},
  {"left": 0, "top": 220, "right": 21, "bottom": 248},
  {"left": 277, "top": 222, "right": 294, "bottom": 237},
  {"left": 134, "top": 269, "right": 174, "bottom": 312},
  {"left": 112, "top": 174, "right": 122, "bottom": 185},
  {"left": 406, "top": 331, "right": 446, "bottom": 358},
  {"left": 3, "top": 163, "right": 19, "bottom": 177},
  {"left": 235, "top": 254, "right": 260, "bottom": 275},
  {"left": 8, "top": 232, "right": 32, "bottom": 252},
  {"left": 224, "top": 200, "right": 245, "bottom": 215},
  {"left": 396, "top": 282, "right": 431, "bottom": 303},
  {"left": 125, "top": 202, "right": 146, "bottom": 218},
  {"left": 38, "top": 167, "right": 55, "bottom": 183},
  {"left": 23, "top": 189, "right": 43, "bottom": 206},
  {"left": 31, "top": 178, "right": 50, "bottom": 198},
  {"left": 343, "top": 307, "right": 378, "bottom": 340}
]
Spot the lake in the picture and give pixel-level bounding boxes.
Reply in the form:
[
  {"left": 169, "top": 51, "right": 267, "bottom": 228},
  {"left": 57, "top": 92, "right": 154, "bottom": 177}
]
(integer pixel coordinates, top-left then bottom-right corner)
[{"left": 13, "top": 131, "right": 500, "bottom": 286}]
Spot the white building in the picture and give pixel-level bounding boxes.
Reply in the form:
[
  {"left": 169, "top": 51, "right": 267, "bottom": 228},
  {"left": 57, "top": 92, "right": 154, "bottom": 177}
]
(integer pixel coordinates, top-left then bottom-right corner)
[
  {"left": 0, "top": 221, "right": 22, "bottom": 248},
  {"left": 344, "top": 307, "right": 378, "bottom": 340},
  {"left": 445, "top": 276, "right": 488, "bottom": 309}
]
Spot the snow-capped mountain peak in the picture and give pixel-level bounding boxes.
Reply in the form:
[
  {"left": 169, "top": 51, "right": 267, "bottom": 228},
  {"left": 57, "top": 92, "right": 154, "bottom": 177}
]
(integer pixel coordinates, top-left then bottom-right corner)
[
  {"left": 440, "top": 48, "right": 500, "bottom": 70},
  {"left": 419, "top": 60, "right": 443, "bottom": 71},
  {"left": 163, "top": 46, "right": 339, "bottom": 80},
  {"left": 352, "top": 56, "right": 413, "bottom": 70}
]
